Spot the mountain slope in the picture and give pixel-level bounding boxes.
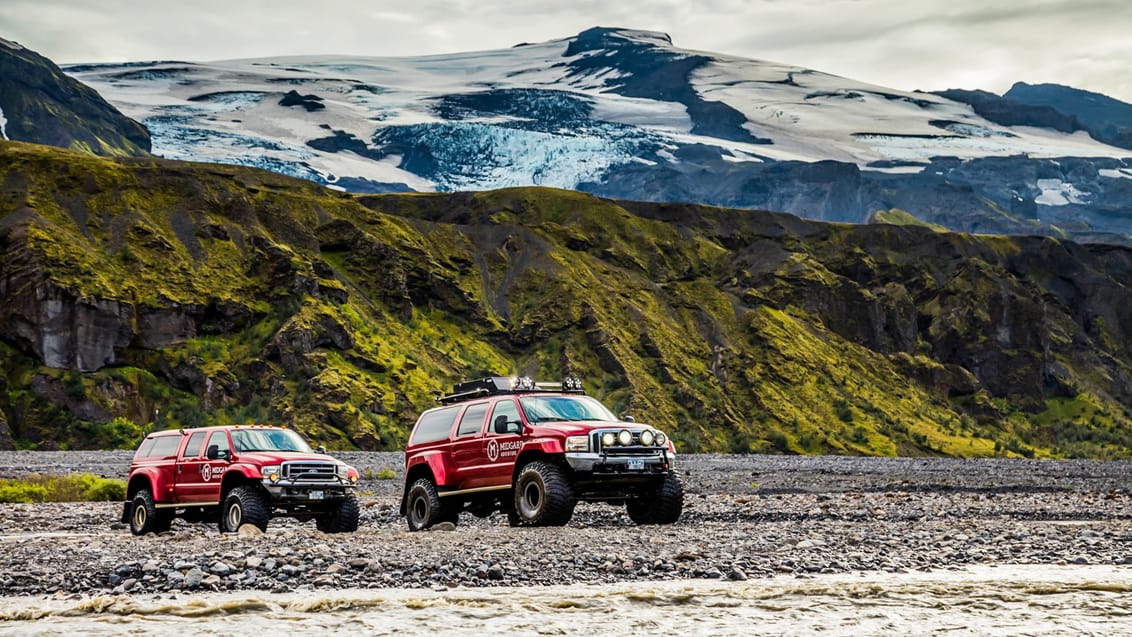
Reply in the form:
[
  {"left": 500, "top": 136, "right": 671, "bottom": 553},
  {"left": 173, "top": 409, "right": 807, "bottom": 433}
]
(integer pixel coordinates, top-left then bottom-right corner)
[
  {"left": 63, "top": 28, "right": 1132, "bottom": 244},
  {"left": 1, "top": 140, "right": 1130, "bottom": 457},
  {"left": 0, "top": 38, "right": 150, "bottom": 156}
]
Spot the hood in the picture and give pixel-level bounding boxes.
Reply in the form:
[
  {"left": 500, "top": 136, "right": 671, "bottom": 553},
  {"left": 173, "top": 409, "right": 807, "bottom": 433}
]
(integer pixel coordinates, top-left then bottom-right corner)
[
  {"left": 233, "top": 451, "right": 344, "bottom": 466},
  {"left": 527, "top": 421, "right": 647, "bottom": 437}
]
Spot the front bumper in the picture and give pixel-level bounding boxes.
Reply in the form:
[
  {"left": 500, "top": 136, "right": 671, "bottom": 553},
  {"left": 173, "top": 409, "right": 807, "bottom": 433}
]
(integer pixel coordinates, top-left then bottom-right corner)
[
  {"left": 261, "top": 479, "right": 355, "bottom": 502},
  {"left": 565, "top": 451, "right": 673, "bottom": 475}
]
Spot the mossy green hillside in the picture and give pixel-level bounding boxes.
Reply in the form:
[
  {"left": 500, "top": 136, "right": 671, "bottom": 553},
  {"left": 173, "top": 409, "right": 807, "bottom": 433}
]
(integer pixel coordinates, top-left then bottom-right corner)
[{"left": 1, "top": 141, "right": 1131, "bottom": 457}]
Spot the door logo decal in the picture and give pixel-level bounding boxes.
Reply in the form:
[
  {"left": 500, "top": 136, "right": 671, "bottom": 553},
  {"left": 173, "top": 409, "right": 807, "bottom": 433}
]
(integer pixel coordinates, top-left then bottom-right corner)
[
  {"left": 486, "top": 439, "right": 500, "bottom": 462},
  {"left": 201, "top": 464, "right": 213, "bottom": 481}
]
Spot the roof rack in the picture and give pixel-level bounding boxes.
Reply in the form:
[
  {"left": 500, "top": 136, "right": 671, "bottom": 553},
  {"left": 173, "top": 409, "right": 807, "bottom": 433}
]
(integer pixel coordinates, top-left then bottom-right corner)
[{"left": 436, "top": 376, "right": 585, "bottom": 404}]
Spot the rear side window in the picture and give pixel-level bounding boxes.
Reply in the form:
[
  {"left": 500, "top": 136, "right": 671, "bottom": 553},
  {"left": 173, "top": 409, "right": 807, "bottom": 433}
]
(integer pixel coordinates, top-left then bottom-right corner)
[
  {"left": 410, "top": 406, "right": 460, "bottom": 445},
  {"left": 141, "top": 435, "right": 181, "bottom": 459},
  {"left": 182, "top": 431, "right": 207, "bottom": 458},
  {"left": 456, "top": 403, "right": 488, "bottom": 437}
]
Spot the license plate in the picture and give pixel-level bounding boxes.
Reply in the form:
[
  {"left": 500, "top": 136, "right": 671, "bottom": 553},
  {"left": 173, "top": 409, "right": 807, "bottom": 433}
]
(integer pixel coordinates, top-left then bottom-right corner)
[
  {"left": 308, "top": 490, "right": 325, "bottom": 500},
  {"left": 627, "top": 458, "right": 645, "bottom": 471}
]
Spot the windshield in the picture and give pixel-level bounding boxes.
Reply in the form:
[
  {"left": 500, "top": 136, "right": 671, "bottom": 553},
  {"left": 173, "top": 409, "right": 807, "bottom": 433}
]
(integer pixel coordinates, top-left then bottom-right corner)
[
  {"left": 518, "top": 395, "right": 618, "bottom": 423},
  {"left": 231, "top": 429, "right": 313, "bottom": 454}
]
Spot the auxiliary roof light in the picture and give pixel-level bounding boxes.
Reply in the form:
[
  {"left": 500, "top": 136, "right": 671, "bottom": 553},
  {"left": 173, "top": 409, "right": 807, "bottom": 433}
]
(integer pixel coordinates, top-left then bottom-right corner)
[
  {"left": 511, "top": 376, "right": 537, "bottom": 391},
  {"left": 562, "top": 376, "right": 583, "bottom": 391}
]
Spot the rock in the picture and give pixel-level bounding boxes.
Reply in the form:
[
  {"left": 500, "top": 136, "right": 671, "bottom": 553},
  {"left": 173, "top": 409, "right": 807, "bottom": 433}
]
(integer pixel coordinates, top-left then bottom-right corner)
[
  {"left": 201, "top": 574, "right": 221, "bottom": 587},
  {"left": 183, "top": 568, "right": 205, "bottom": 589},
  {"left": 238, "top": 525, "right": 265, "bottom": 537},
  {"left": 209, "top": 562, "right": 232, "bottom": 577},
  {"left": 703, "top": 568, "right": 723, "bottom": 579},
  {"left": 245, "top": 556, "right": 263, "bottom": 569},
  {"left": 432, "top": 522, "right": 457, "bottom": 532},
  {"left": 728, "top": 567, "right": 748, "bottom": 581},
  {"left": 487, "top": 565, "right": 505, "bottom": 581}
]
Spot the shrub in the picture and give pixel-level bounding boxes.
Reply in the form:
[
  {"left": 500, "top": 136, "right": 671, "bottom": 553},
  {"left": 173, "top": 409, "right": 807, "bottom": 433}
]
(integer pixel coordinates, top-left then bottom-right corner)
[
  {"left": 0, "top": 473, "right": 127, "bottom": 503},
  {"left": 376, "top": 466, "right": 397, "bottom": 480}
]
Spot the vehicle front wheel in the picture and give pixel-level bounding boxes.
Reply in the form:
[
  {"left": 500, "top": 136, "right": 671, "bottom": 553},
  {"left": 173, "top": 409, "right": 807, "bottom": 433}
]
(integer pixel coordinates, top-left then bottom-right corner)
[
  {"left": 316, "top": 493, "right": 360, "bottom": 533},
  {"left": 627, "top": 471, "right": 684, "bottom": 525},
  {"left": 405, "top": 478, "right": 446, "bottom": 532},
  {"left": 129, "top": 488, "right": 173, "bottom": 535},
  {"left": 220, "top": 485, "right": 270, "bottom": 532},
  {"left": 513, "top": 461, "right": 576, "bottom": 526}
]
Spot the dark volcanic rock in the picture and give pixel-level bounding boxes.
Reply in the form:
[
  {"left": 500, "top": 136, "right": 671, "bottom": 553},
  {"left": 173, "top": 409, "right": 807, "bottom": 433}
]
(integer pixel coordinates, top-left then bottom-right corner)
[{"left": 0, "top": 38, "right": 150, "bottom": 155}]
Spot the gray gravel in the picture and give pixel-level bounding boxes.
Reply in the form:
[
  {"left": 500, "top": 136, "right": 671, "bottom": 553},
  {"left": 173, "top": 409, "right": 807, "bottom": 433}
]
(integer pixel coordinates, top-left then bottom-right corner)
[{"left": 0, "top": 452, "right": 1130, "bottom": 597}]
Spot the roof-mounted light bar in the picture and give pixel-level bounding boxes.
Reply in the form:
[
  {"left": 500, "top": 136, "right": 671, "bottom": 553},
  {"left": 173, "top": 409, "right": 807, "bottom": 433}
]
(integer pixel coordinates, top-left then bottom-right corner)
[{"left": 436, "top": 375, "right": 586, "bottom": 404}]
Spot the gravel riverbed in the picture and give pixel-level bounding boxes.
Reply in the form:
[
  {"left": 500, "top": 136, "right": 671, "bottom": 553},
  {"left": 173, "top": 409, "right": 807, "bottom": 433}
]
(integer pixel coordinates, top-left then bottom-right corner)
[{"left": 1, "top": 452, "right": 1130, "bottom": 597}]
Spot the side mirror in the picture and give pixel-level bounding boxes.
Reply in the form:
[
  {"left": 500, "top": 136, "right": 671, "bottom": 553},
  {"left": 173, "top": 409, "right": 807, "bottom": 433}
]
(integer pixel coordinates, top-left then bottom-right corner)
[
  {"left": 317, "top": 445, "right": 327, "bottom": 454},
  {"left": 622, "top": 415, "right": 635, "bottom": 422},
  {"left": 494, "top": 415, "right": 521, "bottom": 434},
  {"left": 206, "top": 445, "right": 230, "bottom": 461}
]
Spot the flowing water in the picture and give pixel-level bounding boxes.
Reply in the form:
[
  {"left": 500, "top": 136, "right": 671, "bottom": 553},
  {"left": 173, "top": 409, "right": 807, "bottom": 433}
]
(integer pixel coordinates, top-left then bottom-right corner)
[{"left": 2, "top": 565, "right": 1130, "bottom": 636}]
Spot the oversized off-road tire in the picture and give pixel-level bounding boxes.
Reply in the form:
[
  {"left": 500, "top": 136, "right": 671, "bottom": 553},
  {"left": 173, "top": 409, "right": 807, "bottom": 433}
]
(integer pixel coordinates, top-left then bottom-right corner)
[
  {"left": 220, "top": 485, "right": 270, "bottom": 533},
  {"left": 627, "top": 471, "right": 684, "bottom": 525},
  {"left": 129, "top": 488, "right": 173, "bottom": 535},
  {"left": 513, "top": 460, "right": 576, "bottom": 526},
  {"left": 316, "top": 493, "right": 360, "bottom": 533},
  {"left": 405, "top": 477, "right": 446, "bottom": 532}
]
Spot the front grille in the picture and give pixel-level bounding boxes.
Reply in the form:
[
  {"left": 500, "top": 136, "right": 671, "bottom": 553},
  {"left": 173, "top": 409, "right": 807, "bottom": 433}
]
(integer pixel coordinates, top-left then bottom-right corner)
[
  {"left": 282, "top": 461, "right": 337, "bottom": 481},
  {"left": 592, "top": 430, "right": 666, "bottom": 456}
]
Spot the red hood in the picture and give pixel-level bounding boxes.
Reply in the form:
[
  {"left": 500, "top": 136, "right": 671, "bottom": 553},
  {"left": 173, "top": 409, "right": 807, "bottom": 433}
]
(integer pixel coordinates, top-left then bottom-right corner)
[
  {"left": 528, "top": 421, "right": 643, "bottom": 437},
  {"left": 233, "top": 451, "right": 344, "bottom": 466}
]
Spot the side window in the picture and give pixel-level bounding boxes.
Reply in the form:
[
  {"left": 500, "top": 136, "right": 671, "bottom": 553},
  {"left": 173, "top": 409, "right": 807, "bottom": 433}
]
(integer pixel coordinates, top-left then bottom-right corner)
[
  {"left": 206, "top": 431, "right": 231, "bottom": 458},
  {"left": 181, "top": 432, "right": 207, "bottom": 458},
  {"left": 410, "top": 407, "right": 460, "bottom": 445},
  {"left": 134, "top": 437, "right": 156, "bottom": 459},
  {"left": 456, "top": 403, "right": 488, "bottom": 437},
  {"left": 147, "top": 436, "right": 181, "bottom": 459},
  {"left": 490, "top": 399, "right": 522, "bottom": 435}
]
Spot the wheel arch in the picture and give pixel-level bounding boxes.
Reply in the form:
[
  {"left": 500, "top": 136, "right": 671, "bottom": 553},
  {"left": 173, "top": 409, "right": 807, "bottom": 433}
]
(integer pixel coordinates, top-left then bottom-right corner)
[{"left": 400, "top": 463, "right": 437, "bottom": 516}]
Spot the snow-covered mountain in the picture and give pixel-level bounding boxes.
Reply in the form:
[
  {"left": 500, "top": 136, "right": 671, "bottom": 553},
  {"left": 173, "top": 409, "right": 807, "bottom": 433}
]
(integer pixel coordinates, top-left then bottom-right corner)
[{"left": 66, "top": 27, "right": 1132, "bottom": 242}]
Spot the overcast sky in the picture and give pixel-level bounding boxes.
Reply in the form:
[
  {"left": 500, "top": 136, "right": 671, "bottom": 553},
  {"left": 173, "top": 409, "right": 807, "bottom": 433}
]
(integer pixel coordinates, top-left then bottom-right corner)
[{"left": 4, "top": 0, "right": 1131, "bottom": 101}]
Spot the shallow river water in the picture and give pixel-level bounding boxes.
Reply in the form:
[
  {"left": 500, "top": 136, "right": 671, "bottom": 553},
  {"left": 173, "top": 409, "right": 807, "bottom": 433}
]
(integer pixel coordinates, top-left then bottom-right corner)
[{"left": 2, "top": 565, "right": 1130, "bottom": 636}]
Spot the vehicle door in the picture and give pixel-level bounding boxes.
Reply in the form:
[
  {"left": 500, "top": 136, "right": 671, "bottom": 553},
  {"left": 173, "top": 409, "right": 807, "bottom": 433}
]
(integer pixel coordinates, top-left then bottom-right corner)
[
  {"left": 199, "top": 430, "right": 233, "bottom": 502},
  {"left": 450, "top": 401, "right": 489, "bottom": 488},
  {"left": 173, "top": 431, "right": 211, "bottom": 503},
  {"left": 480, "top": 398, "right": 523, "bottom": 488}
]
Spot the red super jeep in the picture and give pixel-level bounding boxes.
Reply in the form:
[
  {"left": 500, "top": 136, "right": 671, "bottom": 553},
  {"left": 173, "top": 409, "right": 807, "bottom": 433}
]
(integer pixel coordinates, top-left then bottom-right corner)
[
  {"left": 122, "top": 425, "right": 360, "bottom": 535},
  {"left": 401, "top": 377, "right": 683, "bottom": 530}
]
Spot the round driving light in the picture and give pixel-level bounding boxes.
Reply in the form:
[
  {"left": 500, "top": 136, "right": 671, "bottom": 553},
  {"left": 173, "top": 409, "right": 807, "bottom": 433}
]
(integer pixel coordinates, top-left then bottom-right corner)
[
  {"left": 656, "top": 432, "right": 667, "bottom": 446},
  {"left": 602, "top": 432, "right": 616, "bottom": 447},
  {"left": 618, "top": 429, "right": 633, "bottom": 446},
  {"left": 640, "top": 430, "right": 655, "bottom": 446}
]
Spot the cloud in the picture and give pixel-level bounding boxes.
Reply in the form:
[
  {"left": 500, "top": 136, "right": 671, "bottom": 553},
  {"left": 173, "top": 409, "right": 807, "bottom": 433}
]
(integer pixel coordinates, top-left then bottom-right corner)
[{"left": 3, "top": 0, "right": 1131, "bottom": 101}]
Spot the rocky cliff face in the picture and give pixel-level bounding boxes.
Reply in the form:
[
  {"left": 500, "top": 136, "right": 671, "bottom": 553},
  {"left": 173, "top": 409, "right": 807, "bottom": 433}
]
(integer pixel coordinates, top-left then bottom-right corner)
[
  {"left": 1, "top": 141, "right": 1130, "bottom": 457},
  {"left": 0, "top": 38, "right": 150, "bottom": 156}
]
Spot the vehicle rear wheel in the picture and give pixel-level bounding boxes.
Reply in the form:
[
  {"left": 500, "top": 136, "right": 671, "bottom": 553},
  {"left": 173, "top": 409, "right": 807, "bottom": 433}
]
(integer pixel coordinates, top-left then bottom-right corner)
[
  {"left": 316, "top": 494, "right": 360, "bottom": 533},
  {"left": 220, "top": 485, "right": 270, "bottom": 532},
  {"left": 513, "top": 460, "right": 576, "bottom": 526},
  {"left": 627, "top": 471, "right": 684, "bottom": 525},
  {"left": 405, "top": 477, "right": 445, "bottom": 532},
  {"left": 129, "top": 488, "right": 173, "bottom": 535}
]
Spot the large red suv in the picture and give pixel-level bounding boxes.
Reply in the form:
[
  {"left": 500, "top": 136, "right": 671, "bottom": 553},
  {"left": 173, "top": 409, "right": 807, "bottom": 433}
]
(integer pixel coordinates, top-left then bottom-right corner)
[
  {"left": 122, "top": 425, "right": 360, "bottom": 535},
  {"left": 400, "top": 376, "right": 683, "bottom": 530}
]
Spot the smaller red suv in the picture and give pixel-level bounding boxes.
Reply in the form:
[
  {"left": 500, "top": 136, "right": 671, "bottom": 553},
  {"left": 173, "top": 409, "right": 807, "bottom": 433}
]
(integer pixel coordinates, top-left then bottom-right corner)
[
  {"left": 122, "top": 425, "right": 360, "bottom": 535},
  {"left": 401, "top": 376, "right": 683, "bottom": 530}
]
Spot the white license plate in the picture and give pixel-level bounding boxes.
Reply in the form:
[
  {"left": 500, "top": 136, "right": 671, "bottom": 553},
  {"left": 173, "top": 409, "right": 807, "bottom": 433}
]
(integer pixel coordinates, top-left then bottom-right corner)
[
  {"left": 627, "top": 458, "right": 645, "bottom": 471},
  {"left": 308, "top": 490, "right": 325, "bottom": 500}
]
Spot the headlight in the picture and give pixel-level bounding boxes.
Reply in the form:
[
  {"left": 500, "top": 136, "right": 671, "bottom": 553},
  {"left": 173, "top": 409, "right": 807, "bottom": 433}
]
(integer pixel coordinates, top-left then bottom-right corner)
[
  {"left": 565, "top": 435, "right": 589, "bottom": 452},
  {"left": 617, "top": 429, "right": 633, "bottom": 446},
  {"left": 640, "top": 430, "right": 655, "bottom": 446},
  {"left": 262, "top": 465, "right": 281, "bottom": 483},
  {"left": 601, "top": 432, "right": 616, "bottom": 447},
  {"left": 336, "top": 464, "right": 349, "bottom": 479},
  {"left": 656, "top": 432, "right": 667, "bottom": 446}
]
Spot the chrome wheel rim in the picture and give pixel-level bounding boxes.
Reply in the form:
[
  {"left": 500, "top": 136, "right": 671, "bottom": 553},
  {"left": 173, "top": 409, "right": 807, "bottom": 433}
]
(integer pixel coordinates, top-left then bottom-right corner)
[
  {"left": 132, "top": 503, "right": 147, "bottom": 529},
  {"left": 226, "top": 502, "right": 242, "bottom": 530}
]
